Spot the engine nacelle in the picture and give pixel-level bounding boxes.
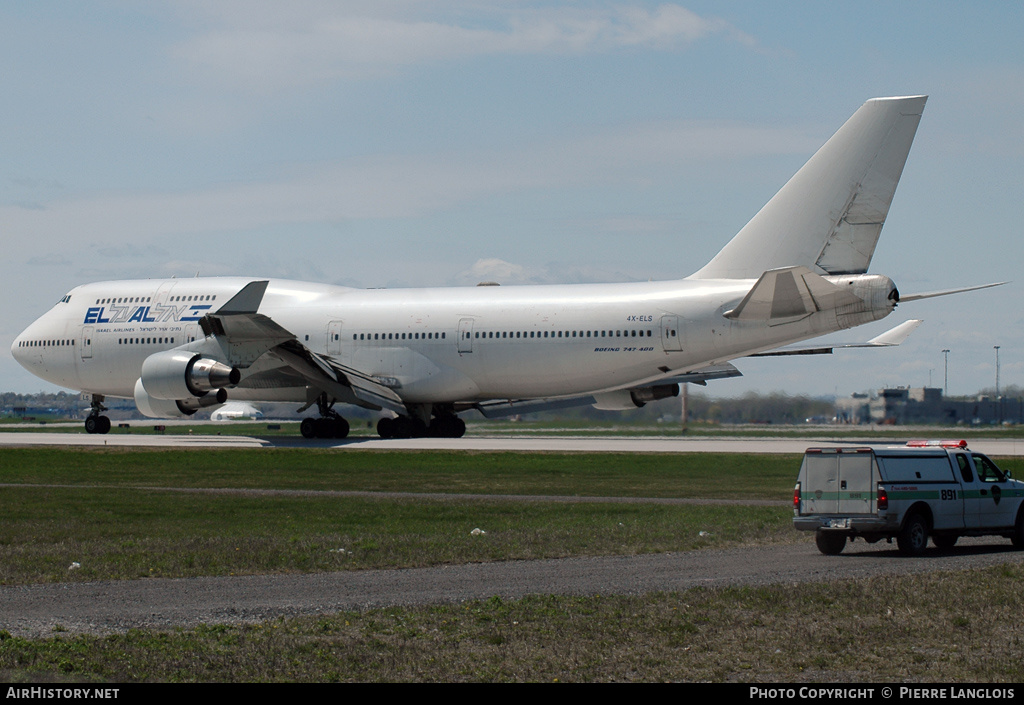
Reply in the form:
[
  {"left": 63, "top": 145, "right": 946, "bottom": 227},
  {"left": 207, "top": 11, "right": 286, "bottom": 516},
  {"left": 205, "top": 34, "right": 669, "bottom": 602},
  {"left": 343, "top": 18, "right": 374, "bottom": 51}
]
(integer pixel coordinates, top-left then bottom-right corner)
[
  {"left": 592, "top": 384, "right": 679, "bottom": 410},
  {"left": 139, "top": 350, "right": 240, "bottom": 400},
  {"left": 134, "top": 378, "right": 228, "bottom": 418}
]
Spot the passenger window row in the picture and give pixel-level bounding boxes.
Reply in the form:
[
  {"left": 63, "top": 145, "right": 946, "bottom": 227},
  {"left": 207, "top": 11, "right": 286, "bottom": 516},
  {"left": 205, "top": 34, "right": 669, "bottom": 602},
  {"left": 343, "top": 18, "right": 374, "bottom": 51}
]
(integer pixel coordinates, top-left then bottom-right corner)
[
  {"left": 469, "top": 329, "right": 654, "bottom": 339},
  {"left": 16, "top": 339, "right": 75, "bottom": 348},
  {"left": 353, "top": 332, "right": 447, "bottom": 341},
  {"left": 350, "top": 328, "right": 656, "bottom": 342},
  {"left": 118, "top": 337, "right": 176, "bottom": 345},
  {"left": 93, "top": 294, "right": 218, "bottom": 305}
]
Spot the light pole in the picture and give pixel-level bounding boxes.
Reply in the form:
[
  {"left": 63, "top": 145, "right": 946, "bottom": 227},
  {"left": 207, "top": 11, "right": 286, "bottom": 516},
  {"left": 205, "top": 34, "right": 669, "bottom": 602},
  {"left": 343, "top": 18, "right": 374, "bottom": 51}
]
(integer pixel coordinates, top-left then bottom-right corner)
[
  {"left": 994, "top": 346, "right": 1002, "bottom": 425},
  {"left": 995, "top": 346, "right": 1001, "bottom": 397},
  {"left": 941, "top": 349, "right": 949, "bottom": 397}
]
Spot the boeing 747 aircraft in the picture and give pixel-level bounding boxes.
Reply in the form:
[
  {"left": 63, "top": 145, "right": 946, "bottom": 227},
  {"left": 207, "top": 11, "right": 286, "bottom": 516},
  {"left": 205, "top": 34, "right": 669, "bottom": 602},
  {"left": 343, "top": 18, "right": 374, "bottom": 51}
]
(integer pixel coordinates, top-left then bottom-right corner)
[{"left": 11, "top": 96, "right": 998, "bottom": 438}]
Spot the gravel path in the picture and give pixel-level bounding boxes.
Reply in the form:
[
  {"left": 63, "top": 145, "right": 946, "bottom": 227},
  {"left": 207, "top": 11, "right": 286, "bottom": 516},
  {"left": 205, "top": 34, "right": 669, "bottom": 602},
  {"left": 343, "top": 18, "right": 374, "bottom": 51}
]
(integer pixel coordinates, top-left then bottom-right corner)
[{"left": 3, "top": 538, "right": 1022, "bottom": 639}]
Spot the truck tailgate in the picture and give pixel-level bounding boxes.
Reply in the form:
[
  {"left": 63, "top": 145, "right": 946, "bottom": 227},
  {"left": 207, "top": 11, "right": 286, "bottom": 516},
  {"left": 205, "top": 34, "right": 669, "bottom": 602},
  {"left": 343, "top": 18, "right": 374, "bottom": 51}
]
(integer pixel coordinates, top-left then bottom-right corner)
[{"left": 801, "top": 450, "right": 876, "bottom": 515}]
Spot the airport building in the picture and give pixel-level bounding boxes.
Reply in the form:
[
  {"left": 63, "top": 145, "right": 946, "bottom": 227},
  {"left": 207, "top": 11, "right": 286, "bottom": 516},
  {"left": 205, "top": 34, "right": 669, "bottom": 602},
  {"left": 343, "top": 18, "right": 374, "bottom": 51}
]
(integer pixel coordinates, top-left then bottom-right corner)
[{"left": 835, "top": 387, "right": 1022, "bottom": 426}]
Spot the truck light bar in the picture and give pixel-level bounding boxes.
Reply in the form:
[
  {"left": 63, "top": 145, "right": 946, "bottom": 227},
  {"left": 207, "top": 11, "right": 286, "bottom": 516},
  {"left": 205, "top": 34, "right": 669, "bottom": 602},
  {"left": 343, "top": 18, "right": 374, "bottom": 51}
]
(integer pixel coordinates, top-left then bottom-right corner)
[{"left": 906, "top": 439, "right": 968, "bottom": 448}]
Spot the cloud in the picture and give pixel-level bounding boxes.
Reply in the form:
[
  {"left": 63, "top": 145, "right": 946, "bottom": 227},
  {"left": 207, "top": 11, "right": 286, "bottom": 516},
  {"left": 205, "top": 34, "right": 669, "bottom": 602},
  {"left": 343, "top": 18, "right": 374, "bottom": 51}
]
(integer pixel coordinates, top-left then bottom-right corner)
[
  {"left": 453, "top": 258, "right": 529, "bottom": 285},
  {"left": 172, "top": 3, "right": 757, "bottom": 91}
]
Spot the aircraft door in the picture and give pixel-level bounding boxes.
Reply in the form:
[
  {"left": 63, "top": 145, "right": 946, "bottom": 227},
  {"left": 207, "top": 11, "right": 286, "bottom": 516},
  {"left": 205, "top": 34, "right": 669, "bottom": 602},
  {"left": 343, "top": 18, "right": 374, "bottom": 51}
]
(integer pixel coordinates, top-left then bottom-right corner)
[
  {"left": 153, "top": 280, "right": 176, "bottom": 307},
  {"left": 458, "top": 318, "right": 474, "bottom": 353},
  {"left": 661, "top": 315, "right": 683, "bottom": 352},
  {"left": 328, "top": 321, "right": 343, "bottom": 356},
  {"left": 80, "top": 326, "right": 94, "bottom": 359},
  {"left": 971, "top": 453, "right": 1017, "bottom": 529}
]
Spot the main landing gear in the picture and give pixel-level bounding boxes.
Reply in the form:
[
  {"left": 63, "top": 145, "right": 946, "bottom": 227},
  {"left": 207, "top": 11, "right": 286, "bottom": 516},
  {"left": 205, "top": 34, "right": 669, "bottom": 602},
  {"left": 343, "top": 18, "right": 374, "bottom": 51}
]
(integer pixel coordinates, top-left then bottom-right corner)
[
  {"left": 299, "top": 394, "right": 350, "bottom": 439},
  {"left": 84, "top": 396, "right": 111, "bottom": 435},
  {"left": 376, "top": 413, "right": 466, "bottom": 439}
]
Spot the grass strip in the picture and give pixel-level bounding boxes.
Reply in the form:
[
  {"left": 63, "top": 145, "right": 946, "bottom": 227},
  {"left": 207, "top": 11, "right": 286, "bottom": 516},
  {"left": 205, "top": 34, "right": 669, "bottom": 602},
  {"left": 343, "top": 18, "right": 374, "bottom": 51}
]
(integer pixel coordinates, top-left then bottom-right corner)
[
  {"left": 0, "top": 486, "right": 790, "bottom": 584},
  {"left": 3, "top": 564, "right": 1023, "bottom": 682},
  {"left": 0, "top": 448, "right": 800, "bottom": 499}
]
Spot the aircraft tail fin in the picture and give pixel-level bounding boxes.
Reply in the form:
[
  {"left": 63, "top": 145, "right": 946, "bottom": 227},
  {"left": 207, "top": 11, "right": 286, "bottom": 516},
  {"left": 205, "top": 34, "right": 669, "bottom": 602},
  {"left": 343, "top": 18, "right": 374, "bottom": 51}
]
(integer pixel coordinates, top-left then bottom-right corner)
[{"left": 691, "top": 96, "right": 927, "bottom": 280}]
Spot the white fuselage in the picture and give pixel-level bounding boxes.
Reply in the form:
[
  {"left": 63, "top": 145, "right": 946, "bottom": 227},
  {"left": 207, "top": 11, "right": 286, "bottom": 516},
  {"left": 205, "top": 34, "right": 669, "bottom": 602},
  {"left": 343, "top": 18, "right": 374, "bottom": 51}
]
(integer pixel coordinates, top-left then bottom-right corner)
[{"left": 11, "top": 274, "right": 894, "bottom": 409}]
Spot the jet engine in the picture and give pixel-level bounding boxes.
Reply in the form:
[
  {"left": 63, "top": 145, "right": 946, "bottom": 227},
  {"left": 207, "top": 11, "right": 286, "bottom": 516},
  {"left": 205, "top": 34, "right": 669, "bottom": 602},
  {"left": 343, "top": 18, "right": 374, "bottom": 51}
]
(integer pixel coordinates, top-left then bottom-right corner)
[
  {"left": 592, "top": 383, "right": 679, "bottom": 410},
  {"left": 139, "top": 350, "right": 240, "bottom": 400},
  {"left": 134, "top": 378, "right": 228, "bottom": 418}
]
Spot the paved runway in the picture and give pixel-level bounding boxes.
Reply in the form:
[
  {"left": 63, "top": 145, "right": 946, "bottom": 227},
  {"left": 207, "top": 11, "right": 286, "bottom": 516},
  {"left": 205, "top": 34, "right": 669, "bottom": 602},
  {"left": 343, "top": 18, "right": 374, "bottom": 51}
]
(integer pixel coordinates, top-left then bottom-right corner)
[{"left": 1, "top": 429, "right": 1022, "bottom": 456}]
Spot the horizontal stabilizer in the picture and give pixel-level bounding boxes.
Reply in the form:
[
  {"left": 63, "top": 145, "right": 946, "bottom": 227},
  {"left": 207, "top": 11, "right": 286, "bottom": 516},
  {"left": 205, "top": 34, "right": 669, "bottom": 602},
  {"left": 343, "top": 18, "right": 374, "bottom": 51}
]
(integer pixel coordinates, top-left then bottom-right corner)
[
  {"left": 749, "top": 319, "right": 922, "bottom": 357},
  {"left": 900, "top": 281, "right": 1006, "bottom": 302},
  {"left": 862, "top": 319, "right": 922, "bottom": 346},
  {"left": 724, "top": 266, "right": 861, "bottom": 321}
]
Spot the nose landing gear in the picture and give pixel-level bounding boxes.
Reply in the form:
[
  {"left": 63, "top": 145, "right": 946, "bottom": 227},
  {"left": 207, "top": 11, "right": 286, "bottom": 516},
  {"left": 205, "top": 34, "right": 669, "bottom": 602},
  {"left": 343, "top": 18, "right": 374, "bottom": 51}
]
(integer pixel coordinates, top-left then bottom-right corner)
[{"left": 84, "top": 396, "right": 111, "bottom": 434}]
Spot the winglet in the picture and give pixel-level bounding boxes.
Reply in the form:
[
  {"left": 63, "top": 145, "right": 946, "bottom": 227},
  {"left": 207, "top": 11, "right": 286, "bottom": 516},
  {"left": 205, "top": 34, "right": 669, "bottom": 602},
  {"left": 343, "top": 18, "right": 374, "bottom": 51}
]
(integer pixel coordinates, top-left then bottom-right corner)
[{"left": 216, "top": 281, "right": 269, "bottom": 315}]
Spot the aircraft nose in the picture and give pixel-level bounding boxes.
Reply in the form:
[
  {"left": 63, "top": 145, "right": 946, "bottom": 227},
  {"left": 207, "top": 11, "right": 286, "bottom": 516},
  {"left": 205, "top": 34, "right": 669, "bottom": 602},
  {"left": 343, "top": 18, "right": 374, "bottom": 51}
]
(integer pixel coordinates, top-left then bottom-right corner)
[
  {"left": 11, "top": 329, "right": 33, "bottom": 370},
  {"left": 12, "top": 339, "right": 28, "bottom": 373}
]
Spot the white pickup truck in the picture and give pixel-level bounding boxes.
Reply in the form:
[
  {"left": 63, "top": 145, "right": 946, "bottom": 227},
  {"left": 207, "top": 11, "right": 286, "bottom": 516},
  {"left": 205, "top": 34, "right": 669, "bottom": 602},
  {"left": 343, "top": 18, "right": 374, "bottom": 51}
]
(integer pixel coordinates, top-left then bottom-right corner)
[{"left": 793, "top": 440, "right": 1024, "bottom": 555}]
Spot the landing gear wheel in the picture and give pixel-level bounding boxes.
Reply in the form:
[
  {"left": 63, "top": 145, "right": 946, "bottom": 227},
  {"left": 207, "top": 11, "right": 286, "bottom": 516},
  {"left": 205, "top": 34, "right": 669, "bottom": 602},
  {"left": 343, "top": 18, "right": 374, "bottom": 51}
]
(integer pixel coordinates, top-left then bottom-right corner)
[
  {"left": 300, "top": 417, "right": 318, "bottom": 439},
  {"left": 84, "top": 395, "right": 110, "bottom": 434},
  {"left": 1012, "top": 510, "right": 1024, "bottom": 550},
  {"left": 315, "top": 417, "right": 335, "bottom": 438},
  {"left": 378, "top": 416, "right": 428, "bottom": 439},
  {"left": 429, "top": 415, "right": 466, "bottom": 438},
  {"left": 299, "top": 393, "right": 350, "bottom": 440},
  {"left": 302, "top": 415, "right": 350, "bottom": 439},
  {"left": 85, "top": 415, "right": 111, "bottom": 434},
  {"left": 377, "top": 417, "right": 396, "bottom": 439},
  {"left": 897, "top": 512, "right": 929, "bottom": 556},
  {"left": 815, "top": 531, "right": 846, "bottom": 555},
  {"left": 332, "top": 416, "right": 350, "bottom": 439},
  {"left": 394, "top": 417, "right": 427, "bottom": 438}
]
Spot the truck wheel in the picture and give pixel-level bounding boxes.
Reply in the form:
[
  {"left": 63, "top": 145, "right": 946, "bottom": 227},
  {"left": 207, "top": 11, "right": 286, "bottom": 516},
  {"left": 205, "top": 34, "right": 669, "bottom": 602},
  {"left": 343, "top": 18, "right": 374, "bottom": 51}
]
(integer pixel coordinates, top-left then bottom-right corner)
[
  {"left": 932, "top": 534, "right": 958, "bottom": 550},
  {"left": 815, "top": 531, "right": 846, "bottom": 555},
  {"left": 1012, "top": 511, "right": 1024, "bottom": 550},
  {"left": 897, "top": 512, "right": 929, "bottom": 556}
]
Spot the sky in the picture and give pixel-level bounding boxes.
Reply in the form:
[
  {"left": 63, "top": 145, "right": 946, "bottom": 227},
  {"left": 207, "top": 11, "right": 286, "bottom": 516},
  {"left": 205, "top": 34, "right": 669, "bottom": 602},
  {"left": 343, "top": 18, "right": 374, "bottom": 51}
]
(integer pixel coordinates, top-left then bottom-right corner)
[{"left": 2, "top": 1, "right": 1022, "bottom": 399}]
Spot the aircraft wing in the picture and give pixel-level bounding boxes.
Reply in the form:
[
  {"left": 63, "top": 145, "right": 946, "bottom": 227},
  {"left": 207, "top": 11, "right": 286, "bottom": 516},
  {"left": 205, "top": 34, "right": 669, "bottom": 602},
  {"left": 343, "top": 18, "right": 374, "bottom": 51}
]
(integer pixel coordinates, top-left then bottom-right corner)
[
  {"left": 748, "top": 319, "right": 922, "bottom": 357},
  {"left": 198, "top": 280, "right": 407, "bottom": 415},
  {"left": 470, "top": 363, "right": 742, "bottom": 418}
]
